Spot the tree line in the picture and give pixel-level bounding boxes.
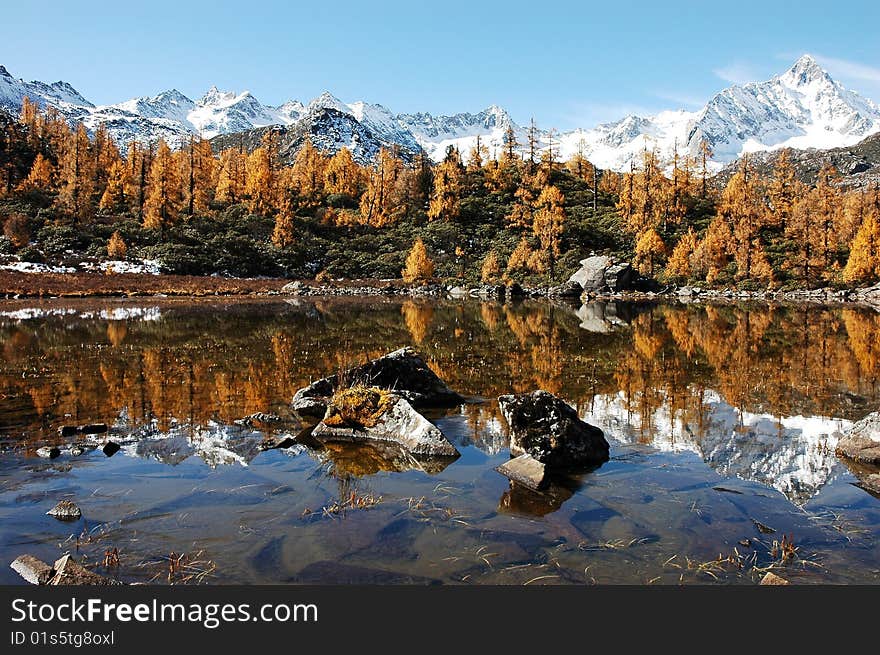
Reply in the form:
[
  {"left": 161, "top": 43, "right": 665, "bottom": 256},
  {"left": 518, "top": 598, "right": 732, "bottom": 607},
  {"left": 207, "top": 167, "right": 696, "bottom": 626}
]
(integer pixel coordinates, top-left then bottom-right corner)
[{"left": 1, "top": 97, "right": 879, "bottom": 287}]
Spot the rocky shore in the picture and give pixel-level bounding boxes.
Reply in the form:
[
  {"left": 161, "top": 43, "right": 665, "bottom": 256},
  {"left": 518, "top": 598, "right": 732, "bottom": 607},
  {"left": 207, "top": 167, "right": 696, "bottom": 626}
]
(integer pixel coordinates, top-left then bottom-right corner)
[{"left": 2, "top": 265, "right": 879, "bottom": 306}]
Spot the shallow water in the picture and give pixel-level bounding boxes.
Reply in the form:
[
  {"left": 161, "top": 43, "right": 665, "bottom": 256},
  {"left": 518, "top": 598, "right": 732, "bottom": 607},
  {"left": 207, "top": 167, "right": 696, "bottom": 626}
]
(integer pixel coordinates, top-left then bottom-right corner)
[{"left": 1, "top": 296, "right": 879, "bottom": 584}]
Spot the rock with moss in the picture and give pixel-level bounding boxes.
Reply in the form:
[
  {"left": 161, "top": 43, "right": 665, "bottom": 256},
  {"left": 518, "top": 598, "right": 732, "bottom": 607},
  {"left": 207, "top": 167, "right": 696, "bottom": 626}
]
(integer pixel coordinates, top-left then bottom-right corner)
[
  {"left": 311, "top": 386, "right": 459, "bottom": 458},
  {"left": 292, "top": 347, "right": 464, "bottom": 418}
]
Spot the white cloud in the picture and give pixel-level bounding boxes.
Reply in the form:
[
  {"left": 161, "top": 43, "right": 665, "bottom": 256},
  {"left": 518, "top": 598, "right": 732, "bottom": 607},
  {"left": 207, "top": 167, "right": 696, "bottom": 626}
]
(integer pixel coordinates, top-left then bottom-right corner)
[
  {"left": 713, "top": 62, "right": 759, "bottom": 85},
  {"left": 813, "top": 54, "right": 880, "bottom": 83},
  {"left": 653, "top": 91, "right": 705, "bottom": 109},
  {"left": 557, "top": 100, "right": 659, "bottom": 128}
]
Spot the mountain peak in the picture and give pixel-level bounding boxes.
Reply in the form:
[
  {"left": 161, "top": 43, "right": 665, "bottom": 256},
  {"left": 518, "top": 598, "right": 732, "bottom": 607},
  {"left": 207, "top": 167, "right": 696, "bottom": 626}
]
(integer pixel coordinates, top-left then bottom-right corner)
[
  {"left": 0, "top": 65, "right": 12, "bottom": 79},
  {"left": 154, "top": 89, "right": 192, "bottom": 104},
  {"left": 781, "top": 54, "right": 831, "bottom": 87},
  {"left": 199, "top": 85, "right": 235, "bottom": 106}
]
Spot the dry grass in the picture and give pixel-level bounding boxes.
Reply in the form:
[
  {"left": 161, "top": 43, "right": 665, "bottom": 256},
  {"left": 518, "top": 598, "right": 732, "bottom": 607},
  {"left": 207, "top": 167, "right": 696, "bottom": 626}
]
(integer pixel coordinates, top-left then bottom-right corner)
[
  {"left": 0, "top": 271, "right": 288, "bottom": 298},
  {"left": 137, "top": 550, "right": 217, "bottom": 584},
  {"left": 323, "top": 385, "right": 395, "bottom": 429}
]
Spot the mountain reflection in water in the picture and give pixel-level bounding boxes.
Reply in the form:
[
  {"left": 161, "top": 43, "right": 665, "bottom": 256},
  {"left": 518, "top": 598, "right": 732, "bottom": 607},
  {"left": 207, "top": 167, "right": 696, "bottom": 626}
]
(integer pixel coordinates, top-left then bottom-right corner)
[{"left": 1, "top": 297, "right": 879, "bottom": 584}]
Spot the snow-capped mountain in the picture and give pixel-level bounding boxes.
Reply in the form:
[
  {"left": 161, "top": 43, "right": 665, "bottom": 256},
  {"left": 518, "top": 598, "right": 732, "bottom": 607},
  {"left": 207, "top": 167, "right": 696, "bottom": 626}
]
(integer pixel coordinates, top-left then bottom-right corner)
[
  {"left": 558, "top": 55, "right": 880, "bottom": 171},
  {"left": 398, "top": 105, "right": 517, "bottom": 160},
  {"left": 1, "top": 55, "right": 878, "bottom": 170}
]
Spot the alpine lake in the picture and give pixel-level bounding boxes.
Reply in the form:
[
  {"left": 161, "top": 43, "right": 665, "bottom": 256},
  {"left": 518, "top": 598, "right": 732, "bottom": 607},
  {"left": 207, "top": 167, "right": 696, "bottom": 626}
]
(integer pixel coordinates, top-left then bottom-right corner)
[{"left": 1, "top": 295, "right": 879, "bottom": 585}]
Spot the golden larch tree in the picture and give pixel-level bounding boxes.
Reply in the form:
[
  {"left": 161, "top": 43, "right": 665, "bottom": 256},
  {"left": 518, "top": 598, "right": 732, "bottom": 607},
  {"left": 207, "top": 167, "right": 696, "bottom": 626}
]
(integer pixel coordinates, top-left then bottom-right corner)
[
  {"left": 428, "top": 149, "right": 463, "bottom": 221},
  {"left": 215, "top": 148, "right": 247, "bottom": 205},
  {"left": 143, "top": 140, "right": 182, "bottom": 231},
  {"left": 532, "top": 184, "right": 565, "bottom": 279},
  {"left": 56, "top": 124, "right": 95, "bottom": 223},
  {"left": 844, "top": 209, "right": 880, "bottom": 284},
  {"left": 290, "top": 138, "right": 327, "bottom": 207},
  {"left": 359, "top": 148, "right": 403, "bottom": 226},
  {"left": 664, "top": 228, "right": 699, "bottom": 282},
  {"left": 402, "top": 237, "right": 434, "bottom": 283},
  {"left": 272, "top": 212, "right": 296, "bottom": 249},
  {"left": 480, "top": 250, "right": 502, "bottom": 283},
  {"left": 107, "top": 230, "right": 127, "bottom": 259},
  {"left": 634, "top": 227, "right": 666, "bottom": 277},
  {"left": 324, "top": 147, "right": 362, "bottom": 197},
  {"left": 245, "top": 146, "right": 275, "bottom": 215},
  {"left": 20, "top": 153, "right": 54, "bottom": 190},
  {"left": 99, "top": 159, "right": 128, "bottom": 213}
]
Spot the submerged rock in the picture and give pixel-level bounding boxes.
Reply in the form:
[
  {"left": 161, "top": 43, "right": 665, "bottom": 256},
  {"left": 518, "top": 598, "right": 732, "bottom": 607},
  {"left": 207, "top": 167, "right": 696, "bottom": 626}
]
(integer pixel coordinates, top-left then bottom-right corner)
[
  {"left": 49, "top": 554, "right": 118, "bottom": 585},
  {"left": 495, "top": 454, "right": 547, "bottom": 491},
  {"left": 498, "top": 391, "right": 609, "bottom": 468},
  {"left": 10, "top": 555, "right": 55, "bottom": 585},
  {"left": 312, "top": 390, "right": 458, "bottom": 458},
  {"left": 759, "top": 572, "right": 790, "bottom": 586},
  {"left": 292, "top": 347, "right": 464, "bottom": 418},
  {"left": 836, "top": 412, "right": 880, "bottom": 465},
  {"left": 102, "top": 441, "right": 121, "bottom": 457},
  {"left": 36, "top": 446, "right": 61, "bottom": 459},
  {"left": 46, "top": 500, "right": 81, "bottom": 521}
]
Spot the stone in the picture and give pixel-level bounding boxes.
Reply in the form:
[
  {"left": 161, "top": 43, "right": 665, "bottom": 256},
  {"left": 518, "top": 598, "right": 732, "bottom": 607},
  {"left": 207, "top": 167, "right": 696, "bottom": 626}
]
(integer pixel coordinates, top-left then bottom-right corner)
[
  {"left": 292, "top": 346, "right": 464, "bottom": 418},
  {"left": 36, "top": 446, "right": 61, "bottom": 459},
  {"left": 470, "top": 284, "right": 506, "bottom": 300},
  {"left": 49, "top": 554, "right": 118, "bottom": 585},
  {"left": 80, "top": 423, "right": 108, "bottom": 435},
  {"left": 447, "top": 286, "right": 469, "bottom": 298},
  {"left": 568, "top": 255, "right": 612, "bottom": 291},
  {"left": 857, "top": 473, "right": 880, "bottom": 497},
  {"left": 495, "top": 454, "right": 547, "bottom": 490},
  {"left": 69, "top": 446, "right": 84, "bottom": 456},
  {"left": 498, "top": 390, "right": 610, "bottom": 468},
  {"left": 46, "top": 500, "right": 81, "bottom": 520},
  {"left": 10, "top": 555, "right": 55, "bottom": 585},
  {"left": 506, "top": 282, "right": 526, "bottom": 298},
  {"left": 281, "top": 281, "right": 305, "bottom": 293},
  {"left": 604, "top": 262, "right": 635, "bottom": 291},
  {"left": 102, "top": 441, "right": 121, "bottom": 457},
  {"left": 547, "top": 281, "right": 583, "bottom": 298},
  {"left": 759, "top": 572, "right": 790, "bottom": 586},
  {"left": 312, "top": 393, "right": 459, "bottom": 457},
  {"left": 836, "top": 412, "right": 880, "bottom": 465},
  {"left": 59, "top": 425, "right": 78, "bottom": 438}
]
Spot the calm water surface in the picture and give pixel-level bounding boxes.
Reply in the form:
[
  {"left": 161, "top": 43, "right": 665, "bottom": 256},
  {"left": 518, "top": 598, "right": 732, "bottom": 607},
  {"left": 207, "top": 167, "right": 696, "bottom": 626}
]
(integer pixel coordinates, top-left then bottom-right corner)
[{"left": 1, "top": 297, "right": 879, "bottom": 584}]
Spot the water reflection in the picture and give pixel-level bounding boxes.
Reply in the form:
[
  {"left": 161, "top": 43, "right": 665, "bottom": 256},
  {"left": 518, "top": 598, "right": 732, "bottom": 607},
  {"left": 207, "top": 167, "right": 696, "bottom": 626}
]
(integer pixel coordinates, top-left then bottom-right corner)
[{"left": 1, "top": 297, "right": 880, "bottom": 584}]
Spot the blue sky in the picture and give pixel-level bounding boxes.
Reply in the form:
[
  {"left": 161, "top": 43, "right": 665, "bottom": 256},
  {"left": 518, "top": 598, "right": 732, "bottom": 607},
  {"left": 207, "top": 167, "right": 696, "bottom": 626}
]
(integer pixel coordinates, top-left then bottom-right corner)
[{"left": 2, "top": 0, "right": 879, "bottom": 129}]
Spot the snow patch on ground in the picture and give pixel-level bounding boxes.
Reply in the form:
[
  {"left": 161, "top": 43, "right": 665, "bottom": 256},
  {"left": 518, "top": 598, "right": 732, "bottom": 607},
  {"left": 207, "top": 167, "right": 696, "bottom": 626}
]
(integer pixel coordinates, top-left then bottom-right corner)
[
  {"left": 79, "top": 259, "right": 163, "bottom": 275},
  {"left": 0, "top": 261, "right": 75, "bottom": 274}
]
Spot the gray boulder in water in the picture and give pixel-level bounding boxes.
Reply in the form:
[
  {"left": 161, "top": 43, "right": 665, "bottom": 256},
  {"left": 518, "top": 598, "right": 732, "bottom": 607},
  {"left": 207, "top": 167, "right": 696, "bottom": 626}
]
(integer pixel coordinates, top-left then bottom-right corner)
[
  {"left": 292, "top": 347, "right": 464, "bottom": 418},
  {"left": 46, "top": 500, "right": 81, "bottom": 521},
  {"left": 498, "top": 391, "right": 609, "bottom": 468},
  {"left": 311, "top": 391, "right": 458, "bottom": 458}
]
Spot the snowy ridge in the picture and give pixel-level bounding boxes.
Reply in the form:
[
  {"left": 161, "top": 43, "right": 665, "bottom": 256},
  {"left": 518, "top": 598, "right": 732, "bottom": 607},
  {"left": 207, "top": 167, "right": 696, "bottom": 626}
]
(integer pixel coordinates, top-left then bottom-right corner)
[
  {"left": 1, "top": 55, "right": 878, "bottom": 169},
  {"left": 582, "top": 389, "right": 852, "bottom": 504}
]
